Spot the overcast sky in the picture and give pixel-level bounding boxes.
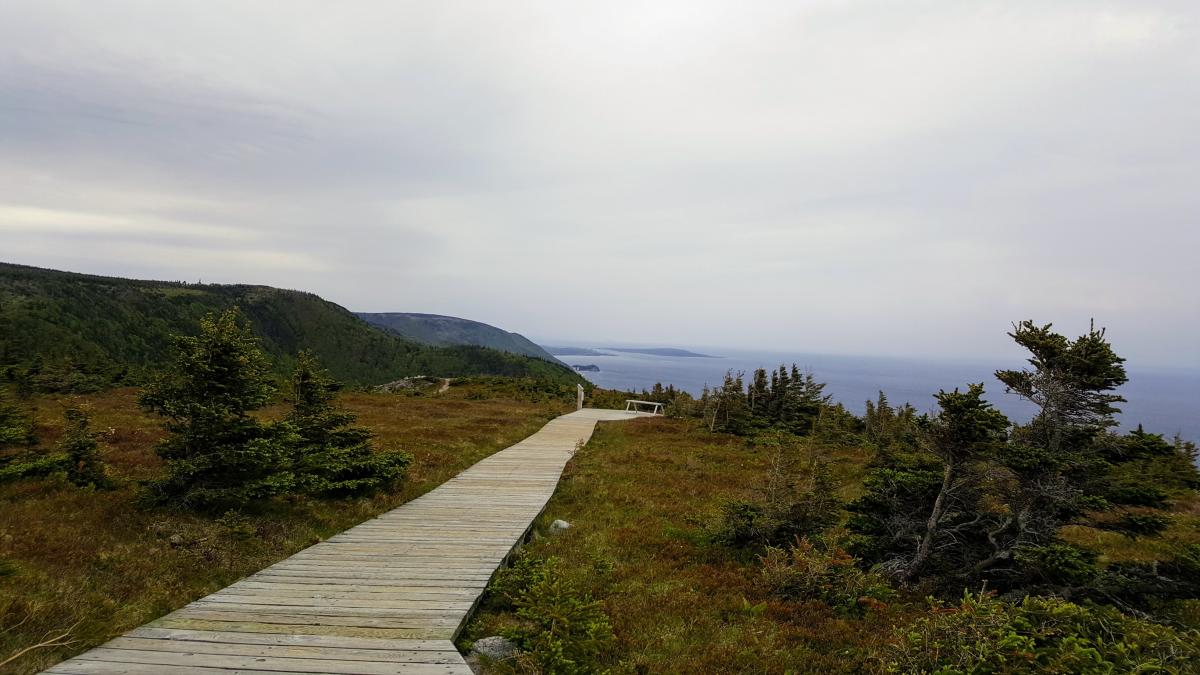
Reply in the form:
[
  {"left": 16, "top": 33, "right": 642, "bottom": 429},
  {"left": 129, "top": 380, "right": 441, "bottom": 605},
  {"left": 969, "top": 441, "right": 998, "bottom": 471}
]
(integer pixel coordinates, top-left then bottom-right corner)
[{"left": 1, "top": 1, "right": 1197, "bottom": 366}]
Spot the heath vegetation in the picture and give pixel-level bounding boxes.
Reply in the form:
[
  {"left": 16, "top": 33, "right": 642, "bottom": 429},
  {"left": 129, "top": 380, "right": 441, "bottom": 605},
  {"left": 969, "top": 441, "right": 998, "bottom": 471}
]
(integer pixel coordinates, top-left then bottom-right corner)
[{"left": 467, "top": 322, "right": 1200, "bottom": 673}]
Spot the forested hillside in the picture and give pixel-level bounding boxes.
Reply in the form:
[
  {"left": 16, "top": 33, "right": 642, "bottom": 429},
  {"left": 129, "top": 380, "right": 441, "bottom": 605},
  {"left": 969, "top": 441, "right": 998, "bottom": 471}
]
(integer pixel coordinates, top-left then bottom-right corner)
[
  {"left": 0, "top": 263, "right": 582, "bottom": 390},
  {"left": 357, "top": 312, "right": 562, "bottom": 364}
]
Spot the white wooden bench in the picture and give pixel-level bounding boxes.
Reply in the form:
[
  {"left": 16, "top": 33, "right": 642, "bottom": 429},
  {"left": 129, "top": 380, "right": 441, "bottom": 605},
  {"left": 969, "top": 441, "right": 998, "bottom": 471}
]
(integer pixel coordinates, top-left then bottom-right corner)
[{"left": 624, "top": 399, "right": 664, "bottom": 415}]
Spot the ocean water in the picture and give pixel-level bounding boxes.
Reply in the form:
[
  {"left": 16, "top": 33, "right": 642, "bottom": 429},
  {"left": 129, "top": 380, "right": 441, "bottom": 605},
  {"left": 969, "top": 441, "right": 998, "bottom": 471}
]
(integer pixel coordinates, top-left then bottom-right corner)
[{"left": 565, "top": 347, "right": 1200, "bottom": 443}]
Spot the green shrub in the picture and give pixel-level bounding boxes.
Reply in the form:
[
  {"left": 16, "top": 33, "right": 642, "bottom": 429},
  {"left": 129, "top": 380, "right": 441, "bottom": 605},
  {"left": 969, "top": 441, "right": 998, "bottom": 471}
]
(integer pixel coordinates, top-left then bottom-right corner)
[
  {"left": 495, "top": 556, "right": 618, "bottom": 674},
  {"left": 761, "top": 537, "right": 893, "bottom": 616},
  {"left": 0, "top": 387, "right": 33, "bottom": 447},
  {"left": 488, "top": 554, "right": 556, "bottom": 611},
  {"left": 1092, "top": 543, "right": 1200, "bottom": 613},
  {"left": 708, "top": 499, "right": 767, "bottom": 548},
  {"left": 1105, "top": 484, "right": 1169, "bottom": 508},
  {"left": 0, "top": 450, "right": 67, "bottom": 484},
  {"left": 888, "top": 591, "right": 1200, "bottom": 674},
  {"left": 708, "top": 460, "right": 841, "bottom": 549},
  {"left": 1109, "top": 512, "right": 1172, "bottom": 538},
  {"left": 1015, "top": 543, "right": 1099, "bottom": 587}
]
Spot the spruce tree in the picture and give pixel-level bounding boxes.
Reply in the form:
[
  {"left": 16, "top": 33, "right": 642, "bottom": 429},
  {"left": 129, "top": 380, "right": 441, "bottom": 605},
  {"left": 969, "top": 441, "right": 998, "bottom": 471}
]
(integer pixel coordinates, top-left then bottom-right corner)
[
  {"left": 59, "top": 406, "right": 110, "bottom": 489},
  {"left": 849, "top": 320, "right": 1199, "bottom": 599},
  {"left": 288, "top": 351, "right": 410, "bottom": 496},
  {"left": 0, "top": 386, "right": 32, "bottom": 448},
  {"left": 748, "top": 368, "right": 769, "bottom": 418},
  {"left": 779, "top": 367, "right": 830, "bottom": 435},
  {"left": 710, "top": 371, "right": 751, "bottom": 434},
  {"left": 139, "top": 308, "right": 296, "bottom": 510},
  {"left": 771, "top": 365, "right": 791, "bottom": 420},
  {"left": 0, "top": 386, "right": 46, "bottom": 482},
  {"left": 996, "top": 320, "right": 1127, "bottom": 453}
]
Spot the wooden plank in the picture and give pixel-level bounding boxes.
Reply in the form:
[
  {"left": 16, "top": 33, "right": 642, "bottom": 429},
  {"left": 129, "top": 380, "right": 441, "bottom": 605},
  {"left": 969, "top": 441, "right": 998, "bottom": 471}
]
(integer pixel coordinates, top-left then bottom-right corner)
[
  {"left": 125, "top": 628, "right": 454, "bottom": 651},
  {"left": 165, "top": 609, "right": 459, "bottom": 628},
  {"left": 104, "top": 637, "right": 464, "bottom": 663},
  {"left": 45, "top": 662, "right": 316, "bottom": 675},
  {"left": 246, "top": 574, "right": 490, "bottom": 588},
  {"left": 148, "top": 618, "right": 454, "bottom": 640},
  {"left": 197, "top": 596, "right": 477, "bottom": 611},
  {"left": 68, "top": 649, "right": 468, "bottom": 674},
  {"left": 228, "top": 583, "right": 481, "bottom": 598}
]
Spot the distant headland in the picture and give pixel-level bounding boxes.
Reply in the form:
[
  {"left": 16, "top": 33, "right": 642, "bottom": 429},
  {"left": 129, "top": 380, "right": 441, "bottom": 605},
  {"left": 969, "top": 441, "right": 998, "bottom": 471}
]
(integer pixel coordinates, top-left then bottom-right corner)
[
  {"left": 604, "top": 347, "right": 716, "bottom": 358},
  {"left": 544, "top": 345, "right": 717, "bottom": 358},
  {"left": 544, "top": 346, "right": 609, "bottom": 357}
]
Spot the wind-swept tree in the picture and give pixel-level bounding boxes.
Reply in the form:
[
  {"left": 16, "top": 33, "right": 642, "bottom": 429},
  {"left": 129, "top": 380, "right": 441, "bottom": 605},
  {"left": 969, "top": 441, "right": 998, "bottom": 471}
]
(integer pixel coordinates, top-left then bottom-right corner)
[
  {"left": 850, "top": 321, "right": 1199, "bottom": 597},
  {"left": 902, "top": 384, "right": 1008, "bottom": 581},
  {"left": 707, "top": 371, "right": 751, "bottom": 434},
  {"left": 996, "top": 320, "right": 1127, "bottom": 454}
]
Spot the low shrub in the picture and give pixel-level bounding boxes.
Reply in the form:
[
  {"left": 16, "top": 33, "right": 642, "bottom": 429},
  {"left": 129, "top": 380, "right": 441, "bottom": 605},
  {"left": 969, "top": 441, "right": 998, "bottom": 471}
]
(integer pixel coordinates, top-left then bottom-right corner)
[
  {"left": 707, "top": 459, "right": 841, "bottom": 549},
  {"left": 761, "top": 536, "right": 893, "bottom": 616},
  {"left": 1109, "top": 512, "right": 1172, "bottom": 538},
  {"left": 488, "top": 554, "right": 556, "bottom": 611},
  {"left": 887, "top": 591, "right": 1200, "bottom": 674},
  {"left": 708, "top": 499, "right": 767, "bottom": 548},
  {"left": 494, "top": 556, "right": 619, "bottom": 674},
  {"left": 1015, "top": 543, "right": 1099, "bottom": 587}
]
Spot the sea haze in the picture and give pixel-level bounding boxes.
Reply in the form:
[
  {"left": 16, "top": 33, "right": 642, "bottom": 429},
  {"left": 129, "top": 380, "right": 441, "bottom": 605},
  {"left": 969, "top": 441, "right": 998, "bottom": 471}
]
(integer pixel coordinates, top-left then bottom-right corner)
[{"left": 557, "top": 346, "right": 1200, "bottom": 443}]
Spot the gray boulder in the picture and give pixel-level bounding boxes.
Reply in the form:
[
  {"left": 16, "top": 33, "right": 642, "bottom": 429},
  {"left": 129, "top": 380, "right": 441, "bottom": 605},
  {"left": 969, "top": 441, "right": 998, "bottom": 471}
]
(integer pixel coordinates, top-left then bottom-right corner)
[
  {"left": 471, "top": 635, "right": 517, "bottom": 662},
  {"left": 549, "top": 519, "right": 571, "bottom": 534}
]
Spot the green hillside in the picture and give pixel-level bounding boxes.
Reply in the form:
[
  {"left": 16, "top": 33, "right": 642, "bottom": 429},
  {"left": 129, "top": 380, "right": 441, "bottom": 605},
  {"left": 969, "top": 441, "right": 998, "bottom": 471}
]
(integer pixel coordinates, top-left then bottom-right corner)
[
  {"left": 357, "top": 312, "right": 563, "bottom": 364},
  {"left": 0, "top": 263, "right": 583, "bottom": 390}
]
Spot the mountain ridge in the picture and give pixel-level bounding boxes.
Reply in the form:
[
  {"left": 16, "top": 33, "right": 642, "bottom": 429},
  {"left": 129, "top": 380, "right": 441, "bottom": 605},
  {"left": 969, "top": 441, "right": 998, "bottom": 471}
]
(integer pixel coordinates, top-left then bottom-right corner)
[
  {"left": 357, "top": 312, "right": 565, "bottom": 365},
  {"left": 0, "top": 262, "right": 582, "bottom": 390}
]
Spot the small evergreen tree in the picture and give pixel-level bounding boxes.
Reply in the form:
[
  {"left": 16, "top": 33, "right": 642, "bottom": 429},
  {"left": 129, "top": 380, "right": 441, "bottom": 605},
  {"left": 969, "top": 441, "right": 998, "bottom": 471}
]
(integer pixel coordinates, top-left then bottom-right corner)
[
  {"left": 288, "top": 351, "right": 410, "bottom": 495},
  {"left": 0, "top": 386, "right": 33, "bottom": 448},
  {"left": 0, "top": 387, "right": 52, "bottom": 483},
  {"left": 709, "top": 371, "right": 751, "bottom": 434},
  {"left": 770, "top": 365, "right": 791, "bottom": 420},
  {"left": 864, "top": 391, "right": 893, "bottom": 441},
  {"left": 139, "top": 308, "right": 296, "bottom": 510},
  {"left": 903, "top": 384, "right": 1009, "bottom": 581},
  {"left": 779, "top": 367, "right": 830, "bottom": 435},
  {"left": 748, "top": 368, "right": 769, "bottom": 418},
  {"left": 58, "top": 405, "right": 110, "bottom": 489}
]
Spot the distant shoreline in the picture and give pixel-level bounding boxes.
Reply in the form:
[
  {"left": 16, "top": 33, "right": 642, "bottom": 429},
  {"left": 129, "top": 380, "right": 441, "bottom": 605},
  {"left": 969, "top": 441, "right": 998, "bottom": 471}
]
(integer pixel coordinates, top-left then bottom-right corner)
[
  {"left": 544, "top": 345, "right": 716, "bottom": 358},
  {"left": 565, "top": 347, "right": 1199, "bottom": 444}
]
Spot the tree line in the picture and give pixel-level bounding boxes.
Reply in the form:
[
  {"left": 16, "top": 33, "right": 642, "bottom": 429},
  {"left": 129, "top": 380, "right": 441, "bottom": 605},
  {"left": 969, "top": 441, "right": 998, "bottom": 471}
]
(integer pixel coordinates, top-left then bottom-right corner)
[{"left": 1, "top": 308, "right": 410, "bottom": 511}]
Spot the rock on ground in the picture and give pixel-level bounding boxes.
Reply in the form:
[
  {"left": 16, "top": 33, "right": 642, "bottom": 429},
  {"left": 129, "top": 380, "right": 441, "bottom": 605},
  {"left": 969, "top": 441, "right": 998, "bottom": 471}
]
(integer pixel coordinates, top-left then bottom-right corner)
[
  {"left": 470, "top": 635, "right": 518, "bottom": 662},
  {"left": 549, "top": 519, "right": 571, "bottom": 534}
]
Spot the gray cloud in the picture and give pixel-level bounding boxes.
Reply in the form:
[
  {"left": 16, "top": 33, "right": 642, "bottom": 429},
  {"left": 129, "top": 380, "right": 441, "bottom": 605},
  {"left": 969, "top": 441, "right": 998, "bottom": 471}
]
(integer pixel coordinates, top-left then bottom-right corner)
[{"left": 1, "top": 0, "right": 1197, "bottom": 366}]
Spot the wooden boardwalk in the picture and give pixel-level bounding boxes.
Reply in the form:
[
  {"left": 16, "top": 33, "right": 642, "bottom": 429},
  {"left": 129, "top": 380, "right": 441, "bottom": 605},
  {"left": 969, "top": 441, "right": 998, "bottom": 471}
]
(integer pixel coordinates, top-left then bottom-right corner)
[{"left": 44, "top": 408, "right": 644, "bottom": 675}]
